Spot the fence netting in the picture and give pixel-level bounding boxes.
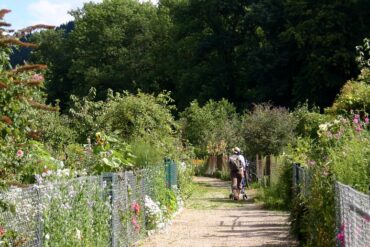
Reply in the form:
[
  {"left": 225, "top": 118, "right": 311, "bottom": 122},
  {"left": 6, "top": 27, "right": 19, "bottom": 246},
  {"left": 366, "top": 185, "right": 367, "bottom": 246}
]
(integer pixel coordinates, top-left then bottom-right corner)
[
  {"left": 0, "top": 164, "right": 172, "bottom": 247},
  {"left": 335, "top": 182, "right": 370, "bottom": 247},
  {"left": 292, "top": 165, "right": 370, "bottom": 247}
]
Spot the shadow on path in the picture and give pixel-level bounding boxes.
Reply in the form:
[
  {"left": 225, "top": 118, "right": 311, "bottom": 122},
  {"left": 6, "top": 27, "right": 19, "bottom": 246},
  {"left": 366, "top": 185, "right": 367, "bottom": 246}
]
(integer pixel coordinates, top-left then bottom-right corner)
[{"left": 139, "top": 176, "right": 298, "bottom": 247}]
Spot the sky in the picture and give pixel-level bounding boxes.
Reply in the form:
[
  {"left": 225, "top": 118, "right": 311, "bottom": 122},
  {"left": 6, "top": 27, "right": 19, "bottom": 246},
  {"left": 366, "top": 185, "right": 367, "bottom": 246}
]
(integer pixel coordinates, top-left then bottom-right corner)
[{"left": 0, "top": 0, "right": 158, "bottom": 31}]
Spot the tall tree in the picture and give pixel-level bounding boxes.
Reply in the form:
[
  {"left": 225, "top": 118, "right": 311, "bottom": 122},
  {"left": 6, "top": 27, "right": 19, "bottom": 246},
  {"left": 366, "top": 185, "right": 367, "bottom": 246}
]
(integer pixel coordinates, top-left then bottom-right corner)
[{"left": 34, "top": 0, "right": 172, "bottom": 109}]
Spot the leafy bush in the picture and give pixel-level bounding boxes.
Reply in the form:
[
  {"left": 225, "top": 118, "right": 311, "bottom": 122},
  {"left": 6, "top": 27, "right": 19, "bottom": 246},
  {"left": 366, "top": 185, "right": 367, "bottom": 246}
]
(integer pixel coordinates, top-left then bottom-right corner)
[
  {"left": 241, "top": 103, "right": 297, "bottom": 157},
  {"left": 68, "top": 88, "right": 108, "bottom": 143},
  {"left": 0, "top": 16, "right": 56, "bottom": 187},
  {"left": 179, "top": 99, "right": 240, "bottom": 157},
  {"left": 177, "top": 163, "right": 195, "bottom": 200},
  {"left": 293, "top": 103, "right": 332, "bottom": 139},
  {"left": 327, "top": 78, "right": 370, "bottom": 115},
  {"left": 285, "top": 114, "right": 369, "bottom": 246}
]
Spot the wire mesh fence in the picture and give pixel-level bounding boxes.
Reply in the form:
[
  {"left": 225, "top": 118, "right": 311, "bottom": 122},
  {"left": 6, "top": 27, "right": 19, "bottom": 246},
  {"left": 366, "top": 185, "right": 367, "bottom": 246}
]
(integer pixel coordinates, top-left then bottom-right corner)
[
  {"left": 0, "top": 163, "right": 175, "bottom": 247},
  {"left": 335, "top": 182, "right": 370, "bottom": 247},
  {"left": 292, "top": 165, "right": 370, "bottom": 247},
  {"left": 292, "top": 164, "right": 311, "bottom": 197}
]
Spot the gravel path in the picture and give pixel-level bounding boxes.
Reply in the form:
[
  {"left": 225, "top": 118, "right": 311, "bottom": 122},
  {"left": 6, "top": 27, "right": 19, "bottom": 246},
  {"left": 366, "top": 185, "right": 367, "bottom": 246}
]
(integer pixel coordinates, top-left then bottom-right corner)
[{"left": 138, "top": 177, "right": 297, "bottom": 247}]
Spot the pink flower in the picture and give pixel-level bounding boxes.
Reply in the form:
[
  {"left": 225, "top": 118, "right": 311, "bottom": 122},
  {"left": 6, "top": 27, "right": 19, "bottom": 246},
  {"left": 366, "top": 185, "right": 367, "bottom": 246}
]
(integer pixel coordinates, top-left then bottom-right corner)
[
  {"left": 0, "top": 226, "right": 5, "bottom": 237},
  {"left": 131, "top": 217, "right": 141, "bottom": 232},
  {"left": 337, "top": 224, "right": 345, "bottom": 247},
  {"left": 31, "top": 74, "right": 44, "bottom": 81},
  {"left": 336, "top": 232, "right": 344, "bottom": 241},
  {"left": 365, "top": 117, "right": 369, "bottom": 124},
  {"left": 364, "top": 215, "right": 370, "bottom": 222},
  {"left": 132, "top": 217, "right": 137, "bottom": 225},
  {"left": 356, "top": 126, "right": 363, "bottom": 132},
  {"left": 131, "top": 201, "right": 140, "bottom": 215},
  {"left": 16, "top": 149, "right": 24, "bottom": 158},
  {"left": 353, "top": 118, "right": 359, "bottom": 124},
  {"left": 354, "top": 114, "right": 360, "bottom": 119}
]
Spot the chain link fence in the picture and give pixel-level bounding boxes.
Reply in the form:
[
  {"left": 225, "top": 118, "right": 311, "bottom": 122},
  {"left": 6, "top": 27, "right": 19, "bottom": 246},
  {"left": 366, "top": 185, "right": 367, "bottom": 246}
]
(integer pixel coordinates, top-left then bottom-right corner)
[
  {"left": 0, "top": 163, "right": 176, "bottom": 247},
  {"left": 292, "top": 165, "right": 370, "bottom": 247},
  {"left": 335, "top": 182, "right": 370, "bottom": 247}
]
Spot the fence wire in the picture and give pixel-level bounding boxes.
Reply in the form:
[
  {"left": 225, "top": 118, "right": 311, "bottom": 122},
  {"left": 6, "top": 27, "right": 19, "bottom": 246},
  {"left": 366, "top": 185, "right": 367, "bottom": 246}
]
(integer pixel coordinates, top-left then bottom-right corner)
[
  {"left": 335, "top": 182, "right": 370, "bottom": 247},
  {"left": 292, "top": 164, "right": 311, "bottom": 196},
  {"left": 292, "top": 165, "right": 370, "bottom": 247},
  {"left": 0, "top": 163, "right": 173, "bottom": 247}
]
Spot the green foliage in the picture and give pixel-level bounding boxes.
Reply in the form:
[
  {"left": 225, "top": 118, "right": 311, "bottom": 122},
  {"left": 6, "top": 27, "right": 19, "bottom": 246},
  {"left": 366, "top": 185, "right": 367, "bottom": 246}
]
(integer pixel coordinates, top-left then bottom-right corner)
[
  {"left": 213, "top": 170, "right": 230, "bottom": 181},
  {"left": 130, "top": 139, "right": 164, "bottom": 168},
  {"left": 177, "top": 163, "right": 195, "bottom": 200},
  {"left": 180, "top": 99, "right": 239, "bottom": 157},
  {"left": 34, "top": 110, "right": 77, "bottom": 152},
  {"left": 241, "top": 103, "right": 297, "bottom": 157},
  {"left": 283, "top": 113, "right": 369, "bottom": 245},
  {"left": 293, "top": 103, "right": 332, "bottom": 139},
  {"left": 328, "top": 130, "right": 370, "bottom": 192},
  {"left": 68, "top": 88, "right": 108, "bottom": 143},
  {"left": 91, "top": 132, "right": 135, "bottom": 173},
  {"left": 327, "top": 75, "right": 370, "bottom": 115},
  {"left": 30, "top": 0, "right": 370, "bottom": 111},
  {"left": 33, "top": 0, "right": 172, "bottom": 108},
  {"left": 104, "top": 90, "right": 183, "bottom": 160},
  {"left": 42, "top": 180, "right": 111, "bottom": 247},
  {"left": 0, "top": 16, "right": 59, "bottom": 186}
]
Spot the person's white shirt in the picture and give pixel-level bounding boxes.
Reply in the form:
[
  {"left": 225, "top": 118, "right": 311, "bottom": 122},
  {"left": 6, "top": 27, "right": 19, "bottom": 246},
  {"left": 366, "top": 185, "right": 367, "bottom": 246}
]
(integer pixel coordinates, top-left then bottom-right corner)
[{"left": 238, "top": 154, "right": 246, "bottom": 169}]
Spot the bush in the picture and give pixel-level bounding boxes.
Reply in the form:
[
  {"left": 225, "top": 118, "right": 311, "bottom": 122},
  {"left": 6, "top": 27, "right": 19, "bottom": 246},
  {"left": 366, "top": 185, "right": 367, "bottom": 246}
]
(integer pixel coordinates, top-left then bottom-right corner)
[
  {"left": 241, "top": 103, "right": 297, "bottom": 157},
  {"left": 179, "top": 99, "right": 240, "bottom": 157},
  {"left": 293, "top": 103, "right": 332, "bottom": 139},
  {"left": 286, "top": 114, "right": 369, "bottom": 246}
]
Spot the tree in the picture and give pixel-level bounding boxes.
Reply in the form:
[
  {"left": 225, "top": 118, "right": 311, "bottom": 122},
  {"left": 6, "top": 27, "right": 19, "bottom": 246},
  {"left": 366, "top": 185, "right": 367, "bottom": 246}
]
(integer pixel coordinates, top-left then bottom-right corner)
[
  {"left": 241, "top": 103, "right": 297, "bottom": 158},
  {"left": 34, "top": 0, "right": 172, "bottom": 110},
  {"left": 180, "top": 99, "right": 240, "bottom": 156}
]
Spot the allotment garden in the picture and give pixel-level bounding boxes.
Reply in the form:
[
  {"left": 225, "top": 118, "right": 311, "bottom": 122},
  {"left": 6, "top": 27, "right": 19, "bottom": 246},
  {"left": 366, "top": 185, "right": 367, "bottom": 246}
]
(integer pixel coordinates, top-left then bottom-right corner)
[{"left": 0, "top": 5, "right": 369, "bottom": 247}]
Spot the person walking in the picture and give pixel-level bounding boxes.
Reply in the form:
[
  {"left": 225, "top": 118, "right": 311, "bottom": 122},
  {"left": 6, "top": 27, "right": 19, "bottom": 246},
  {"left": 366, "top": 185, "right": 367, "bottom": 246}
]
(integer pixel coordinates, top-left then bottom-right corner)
[
  {"left": 238, "top": 150, "right": 249, "bottom": 194},
  {"left": 228, "top": 147, "right": 244, "bottom": 200}
]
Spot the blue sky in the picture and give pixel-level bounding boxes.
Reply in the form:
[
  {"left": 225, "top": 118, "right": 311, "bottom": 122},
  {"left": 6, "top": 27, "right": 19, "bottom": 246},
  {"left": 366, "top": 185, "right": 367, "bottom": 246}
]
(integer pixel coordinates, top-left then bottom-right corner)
[{"left": 1, "top": 0, "right": 157, "bottom": 31}]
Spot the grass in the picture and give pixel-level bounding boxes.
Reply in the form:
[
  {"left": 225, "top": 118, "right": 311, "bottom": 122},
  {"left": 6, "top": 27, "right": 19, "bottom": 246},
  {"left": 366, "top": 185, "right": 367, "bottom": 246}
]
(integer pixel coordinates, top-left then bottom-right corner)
[{"left": 185, "top": 179, "right": 253, "bottom": 210}]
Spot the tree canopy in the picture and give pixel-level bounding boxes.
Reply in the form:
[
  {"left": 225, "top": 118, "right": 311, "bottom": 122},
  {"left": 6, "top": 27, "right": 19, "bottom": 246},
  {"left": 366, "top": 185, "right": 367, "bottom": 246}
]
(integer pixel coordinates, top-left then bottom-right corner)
[{"left": 16, "top": 0, "right": 370, "bottom": 111}]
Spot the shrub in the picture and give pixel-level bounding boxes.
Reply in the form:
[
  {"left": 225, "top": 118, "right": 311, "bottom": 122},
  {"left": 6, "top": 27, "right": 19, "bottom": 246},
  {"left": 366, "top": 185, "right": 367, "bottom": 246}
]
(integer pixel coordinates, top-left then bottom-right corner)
[
  {"left": 293, "top": 103, "right": 332, "bottom": 139},
  {"left": 241, "top": 103, "right": 297, "bottom": 157},
  {"left": 179, "top": 99, "right": 240, "bottom": 157},
  {"left": 103, "top": 90, "right": 182, "bottom": 160},
  {"left": 0, "top": 13, "right": 56, "bottom": 187},
  {"left": 327, "top": 78, "right": 370, "bottom": 115}
]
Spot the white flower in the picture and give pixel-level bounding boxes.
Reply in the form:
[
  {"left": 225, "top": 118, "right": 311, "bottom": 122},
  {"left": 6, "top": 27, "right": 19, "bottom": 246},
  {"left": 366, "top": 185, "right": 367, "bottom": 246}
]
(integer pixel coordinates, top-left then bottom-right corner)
[
  {"left": 45, "top": 233, "right": 50, "bottom": 240},
  {"left": 62, "top": 169, "right": 70, "bottom": 177},
  {"left": 319, "top": 123, "right": 329, "bottom": 131},
  {"left": 59, "top": 161, "right": 64, "bottom": 168},
  {"left": 76, "top": 228, "right": 82, "bottom": 240}
]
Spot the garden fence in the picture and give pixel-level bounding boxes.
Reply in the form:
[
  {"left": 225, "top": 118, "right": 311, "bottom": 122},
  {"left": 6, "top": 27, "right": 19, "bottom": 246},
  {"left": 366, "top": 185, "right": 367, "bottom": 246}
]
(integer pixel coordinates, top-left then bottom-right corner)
[
  {"left": 292, "top": 165, "right": 370, "bottom": 247},
  {"left": 0, "top": 163, "right": 177, "bottom": 247},
  {"left": 335, "top": 182, "right": 370, "bottom": 247}
]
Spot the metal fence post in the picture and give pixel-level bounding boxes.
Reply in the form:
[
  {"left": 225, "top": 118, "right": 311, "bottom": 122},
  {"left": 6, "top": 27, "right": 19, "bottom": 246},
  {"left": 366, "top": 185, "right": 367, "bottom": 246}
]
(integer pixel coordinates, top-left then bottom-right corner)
[
  {"left": 35, "top": 186, "right": 43, "bottom": 247},
  {"left": 101, "top": 173, "right": 114, "bottom": 247}
]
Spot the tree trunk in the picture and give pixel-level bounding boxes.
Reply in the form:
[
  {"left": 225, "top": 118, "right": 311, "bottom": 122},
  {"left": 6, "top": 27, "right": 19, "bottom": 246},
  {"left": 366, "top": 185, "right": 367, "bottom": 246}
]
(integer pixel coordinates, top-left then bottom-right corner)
[
  {"left": 217, "top": 154, "right": 228, "bottom": 171},
  {"left": 206, "top": 155, "right": 217, "bottom": 175}
]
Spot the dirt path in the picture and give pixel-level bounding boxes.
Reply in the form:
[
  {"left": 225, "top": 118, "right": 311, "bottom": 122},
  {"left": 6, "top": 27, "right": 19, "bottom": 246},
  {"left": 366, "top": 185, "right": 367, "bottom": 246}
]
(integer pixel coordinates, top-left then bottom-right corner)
[{"left": 138, "top": 177, "right": 297, "bottom": 247}]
